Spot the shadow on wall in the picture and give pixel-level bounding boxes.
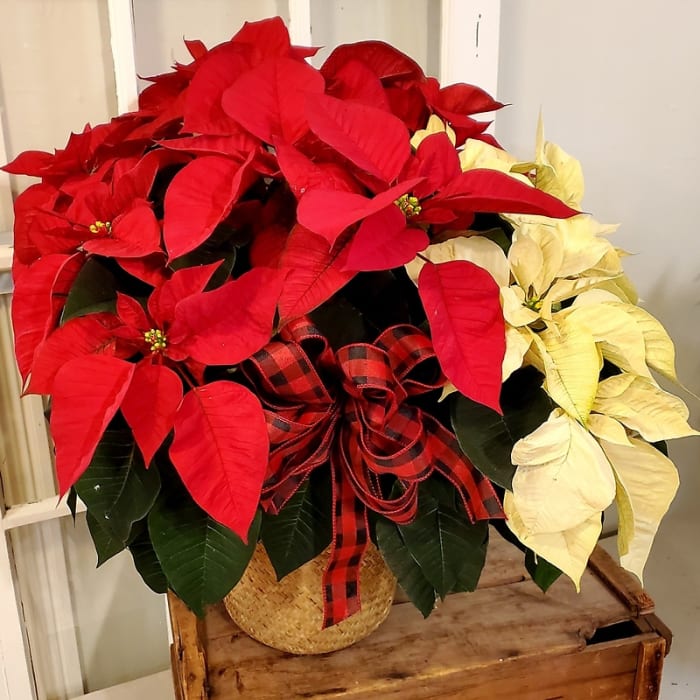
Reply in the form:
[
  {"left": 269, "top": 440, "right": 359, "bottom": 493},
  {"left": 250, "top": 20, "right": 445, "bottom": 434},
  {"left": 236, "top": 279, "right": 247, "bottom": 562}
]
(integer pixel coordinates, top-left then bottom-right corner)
[{"left": 641, "top": 267, "right": 700, "bottom": 521}]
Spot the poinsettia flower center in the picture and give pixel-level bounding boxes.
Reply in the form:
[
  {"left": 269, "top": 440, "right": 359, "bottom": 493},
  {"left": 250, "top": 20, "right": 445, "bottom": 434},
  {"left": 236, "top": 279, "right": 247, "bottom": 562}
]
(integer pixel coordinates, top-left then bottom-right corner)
[
  {"left": 144, "top": 328, "right": 167, "bottom": 353},
  {"left": 88, "top": 220, "right": 112, "bottom": 236},
  {"left": 395, "top": 193, "right": 422, "bottom": 218},
  {"left": 525, "top": 295, "right": 543, "bottom": 312}
]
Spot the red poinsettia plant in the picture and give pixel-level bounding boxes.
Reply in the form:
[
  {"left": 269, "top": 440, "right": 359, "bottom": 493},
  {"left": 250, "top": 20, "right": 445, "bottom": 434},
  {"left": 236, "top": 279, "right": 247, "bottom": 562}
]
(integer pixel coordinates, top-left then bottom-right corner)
[{"left": 4, "top": 17, "right": 599, "bottom": 624}]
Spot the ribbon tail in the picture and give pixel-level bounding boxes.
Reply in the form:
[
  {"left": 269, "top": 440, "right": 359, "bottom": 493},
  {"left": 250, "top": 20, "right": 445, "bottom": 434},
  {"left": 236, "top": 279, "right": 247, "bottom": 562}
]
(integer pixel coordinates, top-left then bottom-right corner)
[
  {"left": 321, "top": 457, "right": 369, "bottom": 628},
  {"left": 425, "top": 415, "right": 505, "bottom": 521}
]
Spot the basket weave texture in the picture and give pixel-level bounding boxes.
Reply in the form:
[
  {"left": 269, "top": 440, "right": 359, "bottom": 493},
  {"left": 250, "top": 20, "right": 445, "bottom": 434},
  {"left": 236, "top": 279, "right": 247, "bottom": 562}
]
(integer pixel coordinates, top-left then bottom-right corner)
[{"left": 224, "top": 543, "right": 397, "bottom": 654}]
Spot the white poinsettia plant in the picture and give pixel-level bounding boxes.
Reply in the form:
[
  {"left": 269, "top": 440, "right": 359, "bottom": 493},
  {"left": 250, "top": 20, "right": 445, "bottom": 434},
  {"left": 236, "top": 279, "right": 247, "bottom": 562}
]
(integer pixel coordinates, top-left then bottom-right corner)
[{"left": 407, "top": 116, "right": 697, "bottom": 588}]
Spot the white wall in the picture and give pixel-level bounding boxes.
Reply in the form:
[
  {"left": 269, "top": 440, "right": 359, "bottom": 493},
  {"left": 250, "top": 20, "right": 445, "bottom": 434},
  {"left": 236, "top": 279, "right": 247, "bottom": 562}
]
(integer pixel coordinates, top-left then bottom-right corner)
[
  {"left": 498, "top": 0, "right": 699, "bottom": 514},
  {"left": 498, "top": 4, "right": 700, "bottom": 698}
]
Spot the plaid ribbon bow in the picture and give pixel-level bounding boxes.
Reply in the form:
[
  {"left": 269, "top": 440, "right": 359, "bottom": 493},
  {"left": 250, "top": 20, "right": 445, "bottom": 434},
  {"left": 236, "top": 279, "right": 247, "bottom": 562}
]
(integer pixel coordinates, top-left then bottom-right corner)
[{"left": 244, "top": 317, "right": 503, "bottom": 628}]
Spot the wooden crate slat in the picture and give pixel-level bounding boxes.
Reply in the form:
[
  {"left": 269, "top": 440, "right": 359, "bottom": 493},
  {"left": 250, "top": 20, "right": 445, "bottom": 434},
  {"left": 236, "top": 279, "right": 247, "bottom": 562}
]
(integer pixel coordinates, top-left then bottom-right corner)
[
  {"left": 636, "top": 613, "right": 672, "bottom": 653},
  {"left": 588, "top": 545, "right": 655, "bottom": 616},
  {"left": 632, "top": 637, "right": 666, "bottom": 700},
  {"left": 382, "top": 640, "right": 642, "bottom": 700},
  {"left": 168, "top": 593, "right": 207, "bottom": 700}
]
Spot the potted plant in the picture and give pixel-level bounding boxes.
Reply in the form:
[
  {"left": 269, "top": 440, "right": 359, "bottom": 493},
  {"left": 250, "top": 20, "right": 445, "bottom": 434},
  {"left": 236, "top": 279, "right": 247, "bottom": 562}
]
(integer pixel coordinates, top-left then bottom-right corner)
[{"left": 3, "top": 16, "right": 695, "bottom": 654}]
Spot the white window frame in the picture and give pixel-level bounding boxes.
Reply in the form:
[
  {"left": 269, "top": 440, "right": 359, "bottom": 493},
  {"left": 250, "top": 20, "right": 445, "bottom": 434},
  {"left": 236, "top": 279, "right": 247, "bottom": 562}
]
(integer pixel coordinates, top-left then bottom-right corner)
[
  {"left": 0, "top": 2, "right": 501, "bottom": 698},
  {"left": 0, "top": 102, "right": 38, "bottom": 700},
  {"left": 440, "top": 0, "right": 501, "bottom": 100},
  {"left": 0, "top": 102, "right": 13, "bottom": 253}
]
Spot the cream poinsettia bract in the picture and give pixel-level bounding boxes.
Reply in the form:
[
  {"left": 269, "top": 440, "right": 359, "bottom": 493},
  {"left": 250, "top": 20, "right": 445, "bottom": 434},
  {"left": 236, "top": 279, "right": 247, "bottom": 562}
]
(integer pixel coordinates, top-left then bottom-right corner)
[
  {"left": 407, "top": 118, "right": 697, "bottom": 589},
  {"left": 504, "top": 409, "right": 615, "bottom": 588}
]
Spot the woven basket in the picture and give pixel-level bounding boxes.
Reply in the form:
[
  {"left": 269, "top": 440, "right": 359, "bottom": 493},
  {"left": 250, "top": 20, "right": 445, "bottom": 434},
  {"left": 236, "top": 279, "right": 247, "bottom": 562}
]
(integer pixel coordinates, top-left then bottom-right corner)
[{"left": 224, "top": 543, "right": 397, "bottom": 654}]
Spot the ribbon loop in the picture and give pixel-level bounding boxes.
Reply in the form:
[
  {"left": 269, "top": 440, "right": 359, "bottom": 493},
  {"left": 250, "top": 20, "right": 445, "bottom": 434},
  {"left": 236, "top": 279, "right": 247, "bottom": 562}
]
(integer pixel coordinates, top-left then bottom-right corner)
[
  {"left": 243, "top": 318, "right": 503, "bottom": 627},
  {"left": 337, "top": 343, "right": 406, "bottom": 426},
  {"left": 374, "top": 325, "right": 445, "bottom": 394}
]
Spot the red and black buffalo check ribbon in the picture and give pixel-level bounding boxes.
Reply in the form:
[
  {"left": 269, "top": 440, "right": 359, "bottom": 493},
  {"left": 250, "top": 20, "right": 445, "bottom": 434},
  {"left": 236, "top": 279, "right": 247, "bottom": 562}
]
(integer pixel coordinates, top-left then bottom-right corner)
[{"left": 244, "top": 317, "right": 504, "bottom": 628}]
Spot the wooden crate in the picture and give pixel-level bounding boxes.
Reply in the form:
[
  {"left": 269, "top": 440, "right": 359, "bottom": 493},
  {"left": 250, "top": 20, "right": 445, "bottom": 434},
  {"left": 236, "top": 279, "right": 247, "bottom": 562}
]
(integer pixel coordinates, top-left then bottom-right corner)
[{"left": 168, "top": 531, "right": 671, "bottom": 699}]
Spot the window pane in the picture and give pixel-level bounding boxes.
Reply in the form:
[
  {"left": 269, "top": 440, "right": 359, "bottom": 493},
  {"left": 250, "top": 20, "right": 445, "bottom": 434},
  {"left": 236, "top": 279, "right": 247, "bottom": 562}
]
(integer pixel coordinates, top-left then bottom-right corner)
[
  {"left": 310, "top": 0, "right": 441, "bottom": 75},
  {"left": 0, "top": 293, "right": 56, "bottom": 506},
  {"left": 133, "top": 0, "right": 288, "bottom": 85},
  {"left": 10, "top": 515, "right": 169, "bottom": 698},
  {"left": 0, "top": 0, "right": 117, "bottom": 201},
  {"left": 61, "top": 515, "right": 170, "bottom": 693}
]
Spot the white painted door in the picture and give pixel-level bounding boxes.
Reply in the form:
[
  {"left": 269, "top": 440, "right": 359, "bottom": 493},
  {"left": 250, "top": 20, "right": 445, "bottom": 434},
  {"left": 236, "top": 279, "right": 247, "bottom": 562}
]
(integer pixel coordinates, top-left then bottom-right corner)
[{"left": 0, "top": 2, "right": 500, "bottom": 697}]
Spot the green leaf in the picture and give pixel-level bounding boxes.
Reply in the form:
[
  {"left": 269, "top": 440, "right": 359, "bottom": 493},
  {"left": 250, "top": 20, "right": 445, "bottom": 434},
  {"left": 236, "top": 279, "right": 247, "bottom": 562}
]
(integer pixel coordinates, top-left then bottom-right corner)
[
  {"left": 74, "top": 426, "right": 162, "bottom": 543},
  {"left": 261, "top": 470, "right": 332, "bottom": 580},
  {"left": 66, "top": 487, "right": 78, "bottom": 523},
  {"left": 451, "top": 397, "right": 517, "bottom": 489},
  {"left": 309, "top": 297, "right": 367, "bottom": 348},
  {"left": 423, "top": 475, "right": 460, "bottom": 509},
  {"left": 62, "top": 257, "right": 117, "bottom": 324},
  {"left": 525, "top": 550, "right": 563, "bottom": 592},
  {"left": 494, "top": 520, "right": 563, "bottom": 592},
  {"left": 492, "top": 518, "right": 527, "bottom": 552},
  {"left": 450, "top": 523, "right": 489, "bottom": 593},
  {"left": 86, "top": 512, "right": 127, "bottom": 566},
  {"left": 376, "top": 518, "right": 436, "bottom": 618},
  {"left": 169, "top": 224, "right": 238, "bottom": 290},
  {"left": 129, "top": 526, "right": 168, "bottom": 594},
  {"left": 148, "top": 487, "right": 261, "bottom": 616},
  {"left": 343, "top": 270, "right": 421, "bottom": 332},
  {"left": 652, "top": 440, "right": 669, "bottom": 457},
  {"left": 451, "top": 366, "right": 554, "bottom": 489},
  {"left": 477, "top": 225, "right": 513, "bottom": 254},
  {"left": 399, "top": 499, "right": 489, "bottom": 599},
  {"left": 501, "top": 366, "right": 559, "bottom": 438}
]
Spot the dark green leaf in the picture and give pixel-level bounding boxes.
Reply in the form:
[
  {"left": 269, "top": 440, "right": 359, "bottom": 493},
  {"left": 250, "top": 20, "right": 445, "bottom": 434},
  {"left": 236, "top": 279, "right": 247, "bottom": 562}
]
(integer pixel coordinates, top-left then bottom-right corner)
[
  {"left": 476, "top": 226, "right": 512, "bottom": 254},
  {"left": 525, "top": 550, "right": 563, "bottom": 592},
  {"left": 309, "top": 298, "right": 367, "bottom": 348},
  {"left": 148, "top": 487, "right": 261, "bottom": 616},
  {"left": 652, "top": 440, "right": 668, "bottom": 457},
  {"left": 62, "top": 257, "right": 117, "bottom": 324},
  {"left": 399, "top": 500, "right": 488, "bottom": 599},
  {"left": 600, "top": 359, "right": 623, "bottom": 380},
  {"left": 423, "top": 475, "right": 459, "bottom": 510},
  {"left": 169, "top": 224, "right": 238, "bottom": 290},
  {"left": 451, "top": 397, "right": 517, "bottom": 489},
  {"left": 342, "top": 270, "right": 421, "bottom": 331},
  {"left": 376, "top": 518, "right": 436, "bottom": 617},
  {"left": 261, "top": 470, "right": 332, "bottom": 580},
  {"left": 86, "top": 512, "right": 127, "bottom": 566},
  {"left": 450, "top": 523, "right": 489, "bottom": 593},
  {"left": 129, "top": 527, "right": 168, "bottom": 594},
  {"left": 74, "top": 427, "right": 161, "bottom": 543},
  {"left": 451, "top": 367, "right": 554, "bottom": 489},
  {"left": 470, "top": 212, "right": 513, "bottom": 237},
  {"left": 492, "top": 519, "right": 526, "bottom": 552},
  {"left": 500, "top": 366, "right": 556, "bottom": 442},
  {"left": 66, "top": 488, "right": 78, "bottom": 523}
]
